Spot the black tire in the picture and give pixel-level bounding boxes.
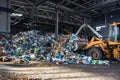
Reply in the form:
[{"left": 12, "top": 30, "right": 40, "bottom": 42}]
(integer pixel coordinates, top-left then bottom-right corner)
[{"left": 88, "top": 47, "right": 103, "bottom": 60}]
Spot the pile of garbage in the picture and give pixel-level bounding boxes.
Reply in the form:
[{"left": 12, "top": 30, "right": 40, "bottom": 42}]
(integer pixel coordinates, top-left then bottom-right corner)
[
  {"left": 0, "top": 30, "right": 55, "bottom": 62},
  {"left": 43, "top": 34, "right": 110, "bottom": 65},
  {"left": 0, "top": 30, "right": 110, "bottom": 65}
]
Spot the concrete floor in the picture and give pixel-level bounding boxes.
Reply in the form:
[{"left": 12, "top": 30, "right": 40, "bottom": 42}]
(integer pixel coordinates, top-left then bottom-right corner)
[{"left": 0, "top": 61, "right": 120, "bottom": 80}]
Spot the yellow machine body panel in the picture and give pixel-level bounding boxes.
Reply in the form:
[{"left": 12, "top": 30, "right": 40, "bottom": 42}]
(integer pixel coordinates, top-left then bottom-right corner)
[{"left": 84, "top": 22, "right": 120, "bottom": 59}]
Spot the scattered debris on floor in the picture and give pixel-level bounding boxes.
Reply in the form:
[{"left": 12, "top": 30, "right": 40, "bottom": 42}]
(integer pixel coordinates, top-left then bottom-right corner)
[{"left": 0, "top": 75, "right": 42, "bottom": 80}]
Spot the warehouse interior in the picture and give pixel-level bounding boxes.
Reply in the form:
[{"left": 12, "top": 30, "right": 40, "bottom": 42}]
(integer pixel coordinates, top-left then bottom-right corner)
[
  {"left": 0, "top": 0, "right": 120, "bottom": 80},
  {"left": 0, "top": 0, "right": 119, "bottom": 35}
]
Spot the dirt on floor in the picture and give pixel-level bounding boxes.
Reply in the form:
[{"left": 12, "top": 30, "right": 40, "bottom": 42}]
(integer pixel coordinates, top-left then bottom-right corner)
[{"left": 0, "top": 61, "right": 120, "bottom": 80}]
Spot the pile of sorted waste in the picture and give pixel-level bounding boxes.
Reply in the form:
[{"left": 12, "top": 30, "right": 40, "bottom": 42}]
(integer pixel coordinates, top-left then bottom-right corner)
[
  {"left": 0, "top": 30, "right": 55, "bottom": 63},
  {"left": 43, "top": 34, "right": 110, "bottom": 65},
  {"left": 0, "top": 30, "right": 110, "bottom": 65}
]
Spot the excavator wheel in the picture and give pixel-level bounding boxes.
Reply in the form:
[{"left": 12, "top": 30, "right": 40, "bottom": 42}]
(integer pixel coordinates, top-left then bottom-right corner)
[{"left": 88, "top": 47, "right": 103, "bottom": 60}]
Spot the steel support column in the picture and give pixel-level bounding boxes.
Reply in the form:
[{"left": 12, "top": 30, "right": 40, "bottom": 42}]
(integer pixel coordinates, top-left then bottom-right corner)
[
  {"left": 105, "top": 10, "right": 107, "bottom": 27},
  {"left": 55, "top": 7, "right": 59, "bottom": 39},
  {"left": 0, "top": 0, "right": 10, "bottom": 33}
]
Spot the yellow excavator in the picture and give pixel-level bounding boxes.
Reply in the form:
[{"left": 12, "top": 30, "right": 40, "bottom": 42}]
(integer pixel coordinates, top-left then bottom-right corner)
[{"left": 75, "top": 22, "right": 120, "bottom": 59}]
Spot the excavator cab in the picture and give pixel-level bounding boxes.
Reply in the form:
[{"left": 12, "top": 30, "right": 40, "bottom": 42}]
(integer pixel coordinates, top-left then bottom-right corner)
[
  {"left": 109, "top": 22, "right": 120, "bottom": 42},
  {"left": 107, "top": 22, "right": 120, "bottom": 59}
]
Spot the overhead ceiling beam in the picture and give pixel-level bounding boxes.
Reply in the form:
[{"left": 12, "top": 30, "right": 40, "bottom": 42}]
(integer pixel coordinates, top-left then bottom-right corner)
[
  {"left": 36, "top": 0, "right": 48, "bottom": 6},
  {"left": 45, "top": 1, "right": 73, "bottom": 12},
  {"left": 11, "top": 0, "right": 90, "bottom": 18},
  {"left": 13, "top": 10, "right": 28, "bottom": 15},
  {"left": 82, "top": 0, "right": 94, "bottom": 5},
  {"left": 29, "top": 0, "right": 49, "bottom": 19},
  {"left": 45, "top": 1, "right": 90, "bottom": 17},
  {"left": 81, "top": 0, "right": 119, "bottom": 12},
  {"left": 68, "top": 0, "right": 120, "bottom": 15},
  {"left": 66, "top": 0, "right": 86, "bottom": 8},
  {"left": 25, "top": 0, "right": 33, "bottom": 5},
  {"left": 13, "top": 9, "right": 81, "bottom": 26},
  {"left": 11, "top": 3, "right": 32, "bottom": 8},
  {"left": 11, "top": 0, "right": 90, "bottom": 25},
  {"left": 11, "top": 3, "right": 55, "bottom": 12},
  {"left": 38, "top": 5, "right": 55, "bottom": 11},
  {"left": 36, "top": 15, "right": 81, "bottom": 26},
  {"left": 66, "top": 0, "right": 99, "bottom": 14},
  {"left": 11, "top": 0, "right": 32, "bottom": 6}
]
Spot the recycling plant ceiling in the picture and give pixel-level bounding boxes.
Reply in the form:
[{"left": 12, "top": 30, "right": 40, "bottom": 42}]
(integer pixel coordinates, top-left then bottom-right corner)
[{"left": 11, "top": 0, "right": 120, "bottom": 27}]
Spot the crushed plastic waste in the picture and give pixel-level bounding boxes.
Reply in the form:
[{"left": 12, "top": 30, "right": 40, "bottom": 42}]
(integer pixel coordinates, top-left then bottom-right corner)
[{"left": 0, "top": 30, "right": 110, "bottom": 65}]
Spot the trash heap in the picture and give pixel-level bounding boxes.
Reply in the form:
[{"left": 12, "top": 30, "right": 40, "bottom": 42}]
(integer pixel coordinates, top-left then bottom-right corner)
[
  {"left": 0, "top": 30, "right": 55, "bottom": 63},
  {"left": 44, "top": 34, "right": 110, "bottom": 65},
  {"left": 0, "top": 30, "right": 110, "bottom": 65}
]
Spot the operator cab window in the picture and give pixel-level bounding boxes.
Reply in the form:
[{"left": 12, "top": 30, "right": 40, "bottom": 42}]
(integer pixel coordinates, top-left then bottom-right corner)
[
  {"left": 110, "top": 25, "right": 120, "bottom": 42},
  {"left": 110, "top": 24, "right": 120, "bottom": 42}
]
